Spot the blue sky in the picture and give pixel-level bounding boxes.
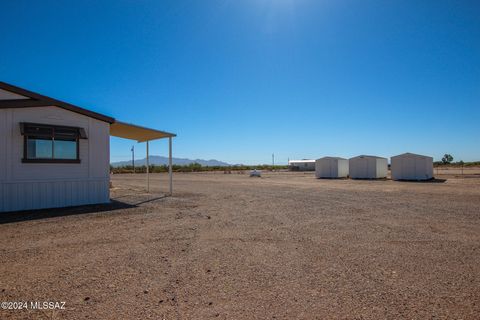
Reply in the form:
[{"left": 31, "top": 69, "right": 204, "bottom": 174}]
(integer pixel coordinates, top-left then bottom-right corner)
[{"left": 1, "top": 0, "right": 479, "bottom": 164}]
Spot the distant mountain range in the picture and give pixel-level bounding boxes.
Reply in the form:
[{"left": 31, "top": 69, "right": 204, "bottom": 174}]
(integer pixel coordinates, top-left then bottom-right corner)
[{"left": 111, "top": 155, "right": 230, "bottom": 167}]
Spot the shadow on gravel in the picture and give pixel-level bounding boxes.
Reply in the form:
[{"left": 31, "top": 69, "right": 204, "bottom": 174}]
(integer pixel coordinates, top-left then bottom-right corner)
[
  {"left": 0, "top": 200, "right": 136, "bottom": 225},
  {"left": 395, "top": 178, "right": 447, "bottom": 183},
  {"left": 133, "top": 195, "right": 168, "bottom": 206}
]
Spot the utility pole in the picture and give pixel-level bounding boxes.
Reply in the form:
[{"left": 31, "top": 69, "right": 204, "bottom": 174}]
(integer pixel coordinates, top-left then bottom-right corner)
[{"left": 131, "top": 145, "right": 135, "bottom": 174}]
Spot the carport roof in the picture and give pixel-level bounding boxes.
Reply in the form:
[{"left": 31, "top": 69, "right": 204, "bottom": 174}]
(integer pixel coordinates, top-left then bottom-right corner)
[{"left": 110, "top": 121, "right": 176, "bottom": 142}]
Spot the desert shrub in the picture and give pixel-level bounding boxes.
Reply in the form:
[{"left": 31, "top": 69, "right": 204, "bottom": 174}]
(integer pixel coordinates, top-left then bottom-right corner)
[{"left": 111, "top": 163, "right": 289, "bottom": 174}]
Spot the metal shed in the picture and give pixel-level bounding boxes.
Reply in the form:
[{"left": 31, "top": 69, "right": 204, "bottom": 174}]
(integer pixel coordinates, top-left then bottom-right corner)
[
  {"left": 288, "top": 159, "right": 315, "bottom": 171},
  {"left": 391, "top": 153, "right": 434, "bottom": 181},
  {"left": 315, "top": 157, "right": 349, "bottom": 178},
  {"left": 349, "top": 155, "right": 388, "bottom": 179}
]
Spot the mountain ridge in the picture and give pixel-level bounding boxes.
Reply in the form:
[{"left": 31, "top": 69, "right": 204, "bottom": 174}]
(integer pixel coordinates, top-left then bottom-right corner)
[{"left": 111, "top": 156, "right": 230, "bottom": 167}]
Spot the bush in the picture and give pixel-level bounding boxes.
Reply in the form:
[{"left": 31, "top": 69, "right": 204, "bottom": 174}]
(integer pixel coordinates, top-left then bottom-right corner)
[{"left": 110, "top": 163, "right": 289, "bottom": 174}]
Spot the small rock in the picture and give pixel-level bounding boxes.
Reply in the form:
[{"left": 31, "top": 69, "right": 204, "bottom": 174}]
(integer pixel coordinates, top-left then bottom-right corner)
[
  {"left": 159, "top": 300, "right": 164, "bottom": 304},
  {"left": 144, "top": 290, "right": 149, "bottom": 294},
  {"left": 208, "top": 302, "right": 213, "bottom": 306},
  {"left": 84, "top": 297, "right": 90, "bottom": 301},
  {"left": 207, "top": 269, "right": 211, "bottom": 273}
]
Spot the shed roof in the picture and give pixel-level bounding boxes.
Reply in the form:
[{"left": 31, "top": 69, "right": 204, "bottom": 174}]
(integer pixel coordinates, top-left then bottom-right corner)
[
  {"left": 317, "top": 156, "right": 347, "bottom": 160},
  {"left": 391, "top": 152, "right": 433, "bottom": 159},
  {"left": 350, "top": 155, "right": 387, "bottom": 160}
]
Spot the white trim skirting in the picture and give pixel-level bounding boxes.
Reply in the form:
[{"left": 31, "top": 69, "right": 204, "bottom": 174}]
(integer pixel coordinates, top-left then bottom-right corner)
[{"left": 0, "top": 178, "right": 110, "bottom": 212}]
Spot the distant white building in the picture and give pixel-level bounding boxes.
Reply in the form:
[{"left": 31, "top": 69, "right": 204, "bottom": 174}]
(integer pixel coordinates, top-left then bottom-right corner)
[
  {"left": 349, "top": 155, "right": 388, "bottom": 179},
  {"left": 288, "top": 159, "right": 315, "bottom": 171},
  {"left": 315, "top": 157, "right": 349, "bottom": 178},
  {"left": 391, "top": 153, "right": 434, "bottom": 181}
]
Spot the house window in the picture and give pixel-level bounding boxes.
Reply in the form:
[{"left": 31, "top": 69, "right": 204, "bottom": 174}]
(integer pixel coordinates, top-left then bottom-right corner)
[{"left": 20, "top": 123, "right": 87, "bottom": 163}]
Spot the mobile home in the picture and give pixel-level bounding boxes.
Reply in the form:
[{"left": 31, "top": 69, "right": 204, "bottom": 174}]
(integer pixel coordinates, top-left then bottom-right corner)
[
  {"left": 0, "top": 81, "right": 175, "bottom": 212},
  {"left": 288, "top": 159, "right": 315, "bottom": 171}
]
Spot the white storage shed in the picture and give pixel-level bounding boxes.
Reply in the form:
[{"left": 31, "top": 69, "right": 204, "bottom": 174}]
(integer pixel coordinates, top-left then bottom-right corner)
[
  {"left": 349, "top": 155, "right": 388, "bottom": 179},
  {"left": 288, "top": 159, "right": 315, "bottom": 171},
  {"left": 390, "top": 153, "right": 434, "bottom": 181},
  {"left": 0, "top": 81, "right": 176, "bottom": 213},
  {"left": 315, "top": 157, "right": 349, "bottom": 178}
]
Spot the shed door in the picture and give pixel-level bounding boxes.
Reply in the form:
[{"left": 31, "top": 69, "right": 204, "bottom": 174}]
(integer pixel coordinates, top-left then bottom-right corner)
[
  {"left": 321, "top": 160, "right": 330, "bottom": 177},
  {"left": 358, "top": 158, "right": 368, "bottom": 178},
  {"left": 414, "top": 158, "right": 427, "bottom": 179},
  {"left": 402, "top": 157, "right": 415, "bottom": 180}
]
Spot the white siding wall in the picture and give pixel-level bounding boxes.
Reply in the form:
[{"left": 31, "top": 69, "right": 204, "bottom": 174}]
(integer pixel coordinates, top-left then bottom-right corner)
[
  {"left": 315, "top": 158, "right": 332, "bottom": 178},
  {"left": 0, "top": 109, "right": 7, "bottom": 212},
  {"left": 337, "top": 159, "right": 349, "bottom": 178},
  {"left": 0, "top": 88, "right": 29, "bottom": 100},
  {"left": 376, "top": 158, "right": 388, "bottom": 178},
  {"left": 0, "top": 106, "right": 110, "bottom": 212}
]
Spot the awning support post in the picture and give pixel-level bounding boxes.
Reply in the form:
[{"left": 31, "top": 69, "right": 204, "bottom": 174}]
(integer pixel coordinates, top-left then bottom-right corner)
[
  {"left": 146, "top": 140, "right": 150, "bottom": 193},
  {"left": 169, "top": 137, "right": 173, "bottom": 196}
]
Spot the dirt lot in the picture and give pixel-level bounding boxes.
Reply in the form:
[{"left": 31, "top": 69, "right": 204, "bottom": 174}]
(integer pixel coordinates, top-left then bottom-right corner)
[{"left": 1, "top": 172, "right": 479, "bottom": 319}]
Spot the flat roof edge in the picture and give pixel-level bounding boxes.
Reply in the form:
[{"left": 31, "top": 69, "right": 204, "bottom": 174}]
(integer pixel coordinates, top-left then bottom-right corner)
[{"left": 113, "top": 121, "right": 176, "bottom": 137}]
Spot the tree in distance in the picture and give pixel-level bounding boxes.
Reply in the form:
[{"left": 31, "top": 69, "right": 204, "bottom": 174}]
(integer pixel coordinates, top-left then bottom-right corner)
[{"left": 442, "top": 154, "right": 454, "bottom": 164}]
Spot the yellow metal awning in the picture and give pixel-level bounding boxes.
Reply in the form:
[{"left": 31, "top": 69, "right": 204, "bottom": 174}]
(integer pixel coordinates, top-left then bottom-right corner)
[{"left": 110, "top": 121, "right": 176, "bottom": 142}]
